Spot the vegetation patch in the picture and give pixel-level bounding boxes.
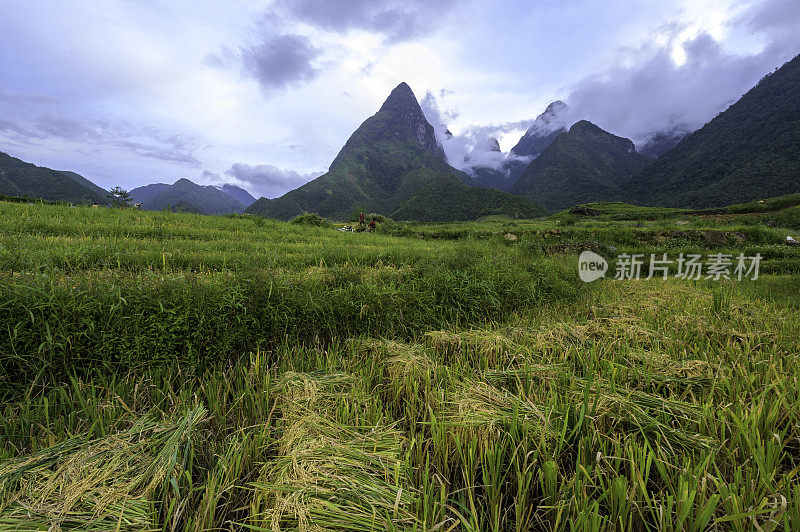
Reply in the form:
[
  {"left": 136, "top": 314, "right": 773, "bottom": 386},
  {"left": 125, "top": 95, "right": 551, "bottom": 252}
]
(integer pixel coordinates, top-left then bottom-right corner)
[{"left": 1, "top": 201, "right": 799, "bottom": 529}]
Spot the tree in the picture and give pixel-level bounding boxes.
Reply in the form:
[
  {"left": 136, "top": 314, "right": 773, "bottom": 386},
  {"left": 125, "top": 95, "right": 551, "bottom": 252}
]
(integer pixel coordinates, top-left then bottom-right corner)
[{"left": 107, "top": 186, "right": 133, "bottom": 208}]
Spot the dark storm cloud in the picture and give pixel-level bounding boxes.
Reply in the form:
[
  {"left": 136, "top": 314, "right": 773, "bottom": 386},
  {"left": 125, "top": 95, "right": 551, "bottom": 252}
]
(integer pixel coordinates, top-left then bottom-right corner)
[
  {"left": 563, "top": 0, "right": 800, "bottom": 145},
  {"left": 242, "top": 33, "right": 322, "bottom": 92},
  {"left": 278, "top": 0, "right": 457, "bottom": 43},
  {"left": 225, "top": 162, "right": 321, "bottom": 198},
  {"left": 0, "top": 90, "right": 202, "bottom": 166}
]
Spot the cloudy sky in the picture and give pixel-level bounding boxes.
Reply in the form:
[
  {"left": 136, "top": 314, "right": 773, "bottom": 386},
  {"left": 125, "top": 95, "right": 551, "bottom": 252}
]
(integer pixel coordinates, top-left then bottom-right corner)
[{"left": 1, "top": 0, "right": 798, "bottom": 199}]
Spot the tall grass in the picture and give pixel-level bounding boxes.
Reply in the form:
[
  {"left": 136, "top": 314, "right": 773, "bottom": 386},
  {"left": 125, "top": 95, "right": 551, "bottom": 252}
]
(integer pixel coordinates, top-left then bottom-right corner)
[
  {"left": 0, "top": 278, "right": 796, "bottom": 529},
  {"left": 1, "top": 202, "right": 799, "bottom": 529}
]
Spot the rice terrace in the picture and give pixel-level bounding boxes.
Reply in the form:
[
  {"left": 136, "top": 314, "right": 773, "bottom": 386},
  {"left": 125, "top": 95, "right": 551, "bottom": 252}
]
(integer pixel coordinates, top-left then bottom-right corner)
[{"left": 2, "top": 1, "right": 800, "bottom": 530}]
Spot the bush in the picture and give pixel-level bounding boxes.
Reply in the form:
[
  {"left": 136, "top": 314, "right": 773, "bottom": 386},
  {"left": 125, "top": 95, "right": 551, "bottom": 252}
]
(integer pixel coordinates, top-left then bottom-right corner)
[
  {"left": 290, "top": 213, "right": 332, "bottom": 227},
  {"left": 366, "top": 213, "right": 392, "bottom": 224}
]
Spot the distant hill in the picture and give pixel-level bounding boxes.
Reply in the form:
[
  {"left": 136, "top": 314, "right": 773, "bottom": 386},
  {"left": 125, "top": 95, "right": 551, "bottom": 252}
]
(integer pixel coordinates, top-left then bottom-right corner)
[
  {"left": 130, "top": 179, "right": 245, "bottom": 214},
  {"left": 0, "top": 151, "right": 107, "bottom": 204},
  {"left": 216, "top": 184, "right": 256, "bottom": 207},
  {"left": 128, "top": 183, "right": 171, "bottom": 204},
  {"left": 58, "top": 170, "right": 109, "bottom": 198},
  {"left": 247, "top": 82, "right": 537, "bottom": 222},
  {"left": 511, "top": 121, "right": 651, "bottom": 211},
  {"left": 629, "top": 53, "right": 800, "bottom": 207}
]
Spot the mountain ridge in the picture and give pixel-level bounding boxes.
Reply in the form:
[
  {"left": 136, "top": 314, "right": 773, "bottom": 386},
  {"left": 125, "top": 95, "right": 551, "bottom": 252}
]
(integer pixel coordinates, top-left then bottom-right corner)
[
  {"left": 247, "top": 82, "right": 540, "bottom": 221},
  {"left": 628, "top": 53, "right": 800, "bottom": 208},
  {"left": 512, "top": 120, "right": 651, "bottom": 211},
  {"left": 0, "top": 151, "right": 108, "bottom": 204},
  {"left": 216, "top": 184, "right": 257, "bottom": 207},
  {"left": 131, "top": 178, "right": 246, "bottom": 214}
]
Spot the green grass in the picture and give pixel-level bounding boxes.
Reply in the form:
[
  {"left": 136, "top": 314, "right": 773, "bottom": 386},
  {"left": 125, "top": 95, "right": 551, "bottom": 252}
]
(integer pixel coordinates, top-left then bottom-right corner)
[{"left": 1, "top": 200, "right": 800, "bottom": 530}]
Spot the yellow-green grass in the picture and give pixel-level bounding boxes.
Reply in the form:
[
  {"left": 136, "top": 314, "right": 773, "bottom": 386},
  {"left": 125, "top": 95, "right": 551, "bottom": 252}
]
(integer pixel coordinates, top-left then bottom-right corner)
[
  {"left": 0, "top": 279, "right": 797, "bottom": 530},
  {"left": 1, "top": 200, "right": 799, "bottom": 530}
]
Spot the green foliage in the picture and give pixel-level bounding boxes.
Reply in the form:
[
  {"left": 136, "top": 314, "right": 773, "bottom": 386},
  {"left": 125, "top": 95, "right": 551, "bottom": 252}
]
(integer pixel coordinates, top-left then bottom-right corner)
[
  {"left": 1, "top": 277, "right": 799, "bottom": 529},
  {"left": 365, "top": 212, "right": 391, "bottom": 224},
  {"left": 106, "top": 186, "right": 132, "bottom": 208},
  {"left": 0, "top": 202, "right": 576, "bottom": 387},
  {"left": 1, "top": 200, "right": 800, "bottom": 529},
  {"left": 290, "top": 212, "right": 333, "bottom": 227}
]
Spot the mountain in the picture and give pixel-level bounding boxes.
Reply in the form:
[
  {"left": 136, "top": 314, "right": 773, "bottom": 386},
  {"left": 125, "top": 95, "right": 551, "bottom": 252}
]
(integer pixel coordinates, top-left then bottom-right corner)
[
  {"left": 58, "top": 170, "right": 109, "bottom": 198},
  {"left": 458, "top": 102, "right": 571, "bottom": 193},
  {"left": 0, "top": 151, "right": 107, "bottom": 204},
  {"left": 629, "top": 54, "right": 800, "bottom": 208},
  {"left": 637, "top": 129, "right": 687, "bottom": 159},
  {"left": 511, "top": 101, "right": 569, "bottom": 158},
  {"left": 246, "top": 82, "right": 539, "bottom": 221},
  {"left": 130, "top": 179, "right": 245, "bottom": 214},
  {"left": 471, "top": 137, "right": 501, "bottom": 157},
  {"left": 467, "top": 138, "right": 513, "bottom": 190},
  {"left": 216, "top": 184, "right": 256, "bottom": 207},
  {"left": 505, "top": 101, "right": 570, "bottom": 183},
  {"left": 128, "top": 183, "right": 171, "bottom": 204},
  {"left": 511, "top": 120, "right": 651, "bottom": 211}
]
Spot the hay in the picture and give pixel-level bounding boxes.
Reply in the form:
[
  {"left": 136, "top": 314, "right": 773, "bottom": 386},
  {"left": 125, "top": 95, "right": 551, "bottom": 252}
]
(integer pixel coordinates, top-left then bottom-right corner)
[
  {"left": 249, "top": 372, "right": 417, "bottom": 532},
  {"left": 0, "top": 406, "right": 206, "bottom": 531}
]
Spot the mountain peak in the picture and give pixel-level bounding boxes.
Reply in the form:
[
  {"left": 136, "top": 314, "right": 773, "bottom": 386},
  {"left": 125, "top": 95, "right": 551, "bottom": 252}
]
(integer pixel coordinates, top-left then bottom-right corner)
[
  {"left": 511, "top": 121, "right": 650, "bottom": 210},
  {"left": 471, "top": 137, "right": 501, "bottom": 155},
  {"left": 568, "top": 121, "right": 637, "bottom": 154},
  {"left": 509, "top": 101, "right": 570, "bottom": 159},
  {"left": 216, "top": 183, "right": 257, "bottom": 207},
  {"left": 328, "top": 82, "right": 445, "bottom": 166},
  {"left": 394, "top": 81, "right": 413, "bottom": 93},
  {"left": 543, "top": 100, "right": 568, "bottom": 115},
  {"left": 130, "top": 178, "right": 245, "bottom": 214},
  {"left": 378, "top": 82, "right": 422, "bottom": 115},
  {"left": 569, "top": 120, "right": 598, "bottom": 133}
]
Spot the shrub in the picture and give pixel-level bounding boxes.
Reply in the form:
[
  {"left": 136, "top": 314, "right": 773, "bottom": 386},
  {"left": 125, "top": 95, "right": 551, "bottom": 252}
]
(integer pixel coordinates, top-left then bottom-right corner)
[{"left": 290, "top": 213, "right": 332, "bottom": 227}]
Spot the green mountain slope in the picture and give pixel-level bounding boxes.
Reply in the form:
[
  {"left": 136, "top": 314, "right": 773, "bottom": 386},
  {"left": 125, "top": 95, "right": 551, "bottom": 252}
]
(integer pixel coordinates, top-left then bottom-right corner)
[
  {"left": 131, "top": 179, "right": 245, "bottom": 214},
  {"left": 247, "top": 83, "right": 532, "bottom": 222},
  {"left": 511, "top": 121, "right": 651, "bottom": 211},
  {"left": 58, "top": 170, "right": 109, "bottom": 198},
  {"left": 129, "top": 183, "right": 171, "bottom": 204},
  {"left": 629, "top": 54, "right": 800, "bottom": 207},
  {"left": 216, "top": 184, "right": 256, "bottom": 207},
  {"left": 391, "top": 174, "right": 546, "bottom": 222},
  {"left": 0, "top": 151, "right": 107, "bottom": 204}
]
